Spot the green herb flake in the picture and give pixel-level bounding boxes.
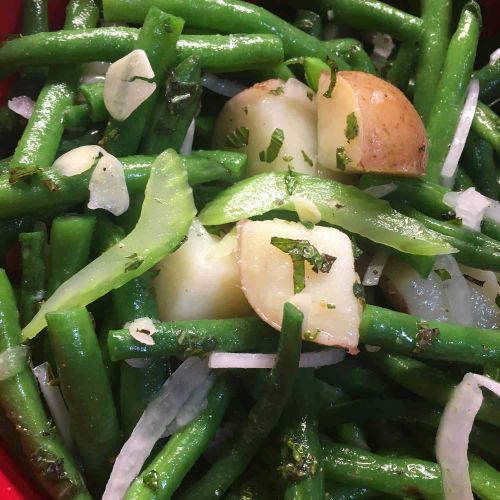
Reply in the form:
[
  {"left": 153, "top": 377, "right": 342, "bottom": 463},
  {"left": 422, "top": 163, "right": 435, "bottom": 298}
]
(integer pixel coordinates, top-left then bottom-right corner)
[
  {"left": 279, "top": 435, "right": 318, "bottom": 481},
  {"left": 9, "top": 165, "right": 42, "bottom": 184},
  {"left": 224, "top": 126, "right": 249, "bottom": 149},
  {"left": 301, "top": 150, "right": 314, "bottom": 167},
  {"left": 143, "top": 470, "right": 159, "bottom": 491},
  {"left": 434, "top": 269, "right": 451, "bottom": 281},
  {"left": 270, "top": 86, "right": 284, "bottom": 96},
  {"left": 304, "top": 329, "right": 320, "bottom": 341},
  {"left": 306, "top": 91, "right": 314, "bottom": 101},
  {"left": 282, "top": 155, "right": 294, "bottom": 162},
  {"left": 353, "top": 282, "right": 365, "bottom": 302},
  {"left": 345, "top": 112, "right": 359, "bottom": 142},
  {"left": 415, "top": 320, "right": 440, "bottom": 351},
  {"left": 243, "top": 105, "right": 249, "bottom": 115},
  {"left": 336, "top": 147, "right": 351, "bottom": 171},
  {"left": 259, "top": 128, "right": 285, "bottom": 163},
  {"left": 326, "top": 303, "right": 336, "bottom": 309},
  {"left": 351, "top": 237, "right": 363, "bottom": 259},
  {"left": 271, "top": 236, "right": 336, "bottom": 294},
  {"left": 42, "top": 179, "right": 60, "bottom": 192},
  {"left": 322, "top": 58, "right": 337, "bottom": 98},
  {"left": 301, "top": 221, "right": 315, "bottom": 230},
  {"left": 284, "top": 165, "right": 298, "bottom": 196},
  {"left": 125, "top": 253, "right": 144, "bottom": 272},
  {"left": 463, "top": 274, "right": 485, "bottom": 287}
]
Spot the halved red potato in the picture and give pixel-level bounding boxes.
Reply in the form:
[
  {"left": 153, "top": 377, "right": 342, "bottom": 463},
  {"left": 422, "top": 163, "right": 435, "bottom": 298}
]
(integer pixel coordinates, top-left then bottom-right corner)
[
  {"left": 317, "top": 71, "right": 427, "bottom": 176},
  {"left": 237, "top": 219, "right": 363, "bottom": 353},
  {"left": 212, "top": 78, "right": 333, "bottom": 178}
]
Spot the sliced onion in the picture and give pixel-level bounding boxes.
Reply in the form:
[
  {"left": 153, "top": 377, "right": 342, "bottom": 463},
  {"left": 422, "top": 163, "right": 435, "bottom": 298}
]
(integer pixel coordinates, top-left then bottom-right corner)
[
  {"left": 201, "top": 73, "right": 245, "bottom": 97},
  {"left": 441, "top": 79, "right": 480, "bottom": 188},
  {"left": 103, "top": 357, "right": 210, "bottom": 500},
  {"left": 103, "top": 49, "right": 156, "bottom": 121},
  {"left": 444, "top": 187, "right": 491, "bottom": 231},
  {"left": 372, "top": 33, "right": 395, "bottom": 60},
  {"left": 436, "top": 373, "right": 500, "bottom": 500},
  {"left": 180, "top": 119, "right": 195, "bottom": 155},
  {"left": 489, "top": 48, "right": 500, "bottom": 65},
  {"left": 362, "top": 249, "right": 389, "bottom": 286},
  {"left": 126, "top": 317, "right": 157, "bottom": 346},
  {"left": 0, "top": 345, "right": 29, "bottom": 381},
  {"left": 124, "top": 358, "right": 154, "bottom": 368},
  {"left": 33, "top": 362, "right": 74, "bottom": 451},
  {"left": 208, "top": 349, "right": 345, "bottom": 369},
  {"left": 7, "top": 95, "right": 35, "bottom": 119},
  {"left": 80, "top": 61, "right": 111, "bottom": 85},
  {"left": 363, "top": 183, "right": 397, "bottom": 199},
  {"left": 53, "top": 145, "right": 106, "bottom": 177},
  {"left": 291, "top": 195, "right": 321, "bottom": 224},
  {"left": 88, "top": 153, "right": 130, "bottom": 216}
]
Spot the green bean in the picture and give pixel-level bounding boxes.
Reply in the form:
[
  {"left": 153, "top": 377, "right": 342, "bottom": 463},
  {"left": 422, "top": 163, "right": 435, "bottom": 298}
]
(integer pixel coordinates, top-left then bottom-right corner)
[
  {"left": 281, "top": 369, "right": 324, "bottom": 500},
  {"left": 80, "top": 82, "right": 109, "bottom": 123},
  {"left": 124, "top": 376, "right": 234, "bottom": 499},
  {"left": 64, "top": 0, "right": 100, "bottom": 30},
  {"left": 103, "top": 0, "right": 330, "bottom": 60},
  {"left": 0, "top": 152, "right": 247, "bottom": 218},
  {"left": 462, "top": 131, "right": 497, "bottom": 200},
  {"left": 324, "top": 484, "right": 379, "bottom": 500},
  {"left": 471, "top": 101, "right": 500, "bottom": 157},
  {"left": 298, "top": 0, "right": 423, "bottom": 41},
  {"left": 369, "top": 353, "right": 500, "bottom": 428},
  {"left": 360, "top": 304, "right": 500, "bottom": 366},
  {"left": 0, "top": 269, "right": 91, "bottom": 499},
  {"left": 469, "top": 454, "right": 500, "bottom": 500},
  {"left": 328, "top": 42, "right": 376, "bottom": 75},
  {"left": 179, "top": 302, "right": 303, "bottom": 500},
  {"left": 46, "top": 306, "right": 121, "bottom": 492},
  {"left": 22, "top": 0, "right": 48, "bottom": 36},
  {"left": 19, "top": 231, "right": 46, "bottom": 327},
  {"left": 413, "top": 0, "right": 451, "bottom": 122},
  {"left": 64, "top": 104, "right": 93, "bottom": 128},
  {"left": 141, "top": 55, "right": 202, "bottom": 155},
  {"left": 47, "top": 215, "right": 96, "bottom": 295},
  {"left": 294, "top": 9, "right": 322, "bottom": 39},
  {"left": 0, "top": 29, "right": 284, "bottom": 76},
  {"left": 58, "top": 127, "right": 104, "bottom": 155},
  {"left": 386, "top": 41, "right": 416, "bottom": 92},
  {"left": 336, "top": 423, "right": 369, "bottom": 451},
  {"left": 322, "top": 443, "right": 442, "bottom": 498},
  {"left": 454, "top": 167, "right": 475, "bottom": 191},
  {"left": 108, "top": 316, "right": 277, "bottom": 361},
  {"left": 101, "top": 8, "right": 184, "bottom": 157},
  {"left": 473, "top": 60, "right": 500, "bottom": 105},
  {"left": 425, "top": 2, "right": 481, "bottom": 184}
]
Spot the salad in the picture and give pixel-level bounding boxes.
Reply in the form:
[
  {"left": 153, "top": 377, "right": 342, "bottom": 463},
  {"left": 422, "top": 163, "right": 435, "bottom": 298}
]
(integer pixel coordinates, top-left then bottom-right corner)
[{"left": 0, "top": 0, "right": 499, "bottom": 499}]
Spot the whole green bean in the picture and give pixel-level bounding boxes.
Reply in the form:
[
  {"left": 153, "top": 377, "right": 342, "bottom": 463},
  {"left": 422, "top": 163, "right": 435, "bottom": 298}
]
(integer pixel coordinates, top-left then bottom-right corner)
[
  {"left": 360, "top": 304, "right": 500, "bottom": 366},
  {"left": 101, "top": 8, "right": 184, "bottom": 156},
  {"left": 294, "top": 9, "right": 322, "bottom": 39},
  {"left": 124, "top": 376, "right": 234, "bottom": 499},
  {"left": 80, "top": 82, "right": 109, "bottom": 123},
  {"left": 103, "top": 0, "right": 330, "bottom": 60},
  {"left": 369, "top": 353, "right": 500, "bottom": 427},
  {"left": 47, "top": 215, "right": 96, "bottom": 295},
  {"left": 281, "top": 370, "right": 324, "bottom": 500},
  {"left": 108, "top": 316, "right": 277, "bottom": 361},
  {"left": 46, "top": 306, "right": 121, "bottom": 492},
  {"left": 329, "top": 42, "right": 376, "bottom": 75},
  {"left": 0, "top": 151, "right": 247, "bottom": 218},
  {"left": 473, "top": 60, "right": 500, "bottom": 105},
  {"left": 322, "top": 443, "right": 443, "bottom": 498},
  {"left": 454, "top": 167, "right": 475, "bottom": 191},
  {"left": 179, "top": 302, "right": 303, "bottom": 500},
  {"left": 0, "top": 29, "right": 284, "bottom": 76},
  {"left": 64, "top": 0, "right": 100, "bottom": 30},
  {"left": 324, "top": 484, "right": 379, "bottom": 500},
  {"left": 22, "top": 0, "right": 48, "bottom": 36},
  {"left": 425, "top": 2, "right": 481, "bottom": 184},
  {"left": 19, "top": 231, "right": 46, "bottom": 327},
  {"left": 64, "top": 104, "right": 93, "bottom": 128},
  {"left": 469, "top": 454, "right": 500, "bottom": 500},
  {"left": 0, "top": 269, "right": 90, "bottom": 499},
  {"left": 336, "top": 423, "right": 369, "bottom": 451},
  {"left": 471, "top": 101, "right": 500, "bottom": 157},
  {"left": 413, "top": 0, "right": 451, "bottom": 122},
  {"left": 386, "top": 41, "right": 416, "bottom": 92},
  {"left": 58, "top": 127, "right": 103, "bottom": 155}
]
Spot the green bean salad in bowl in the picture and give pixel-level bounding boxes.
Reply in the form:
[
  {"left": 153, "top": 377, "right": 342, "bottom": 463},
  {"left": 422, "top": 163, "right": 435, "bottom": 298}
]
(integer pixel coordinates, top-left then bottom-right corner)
[{"left": 0, "top": 0, "right": 499, "bottom": 498}]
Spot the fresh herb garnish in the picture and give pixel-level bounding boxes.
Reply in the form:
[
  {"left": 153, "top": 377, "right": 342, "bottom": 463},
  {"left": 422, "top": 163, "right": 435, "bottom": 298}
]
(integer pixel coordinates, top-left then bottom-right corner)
[
  {"left": 125, "top": 253, "right": 144, "bottom": 272},
  {"left": 282, "top": 155, "right": 294, "bottom": 162},
  {"left": 259, "top": 128, "right": 284, "bottom": 163},
  {"left": 301, "top": 220, "right": 315, "bottom": 230},
  {"left": 279, "top": 435, "right": 318, "bottom": 480},
  {"left": 270, "top": 86, "right": 284, "bottom": 96},
  {"left": 243, "top": 105, "right": 248, "bottom": 115},
  {"left": 415, "top": 320, "right": 440, "bottom": 351},
  {"left": 306, "top": 91, "right": 314, "bottom": 101},
  {"left": 224, "top": 126, "right": 249, "bottom": 149},
  {"left": 351, "top": 237, "right": 363, "bottom": 259},
  {"left": 336, "top": 147, "right": 351, "bottom": 171},
  {"left": 353, "top": 282, "right": 365, "bottom": 302},
  {"left": 326, "top": 303, "right": 336, "bottom": 309},
  {"left": 271, "top": 237, "right": 336, "bottom": 293},
  {"left": 143, "top": 470, "right": 159, "bottom": 491},
  {"left": 303, "top": 329, "right": 320, "bottom": 341},
  {"left": 345, "top": 112, "right": 359, "bottom": 142},
  {"left": 9, "top": 165, "right": 42, "bottom": 184},
  {"left": 434, "top": 269, "right": 451, "bottom": 281},
  {"left": 42, "top": 179, "right": 60, "bottom": 192},
  {"left": 284, "top": 165, "right": 298, "bottom": 196},
  {"left": 301, "top": 150, "right": 314, "bottom": 167},
  {"left": 463, "top": 274, "right": 485, "bottom": 287},
  {"left": 322, "top": 58, "right": 337, "bottom": 98}
]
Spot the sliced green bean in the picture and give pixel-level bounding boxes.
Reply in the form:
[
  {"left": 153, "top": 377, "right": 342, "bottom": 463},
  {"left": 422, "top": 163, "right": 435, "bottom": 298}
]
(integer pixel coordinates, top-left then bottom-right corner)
[
  {"left": 469, "top": 454, "right": 500, "bottom": 500},
  {"left": 46, "top": 306, "right": 121, "bottom": 492},
  {"left": 80, "top": 82, "right": 109, "bottom": 123},
  {"left": 64, "top": 104, "right": 93, "bottom": 128},
  {"left": 58, "top": 127, "right": 104, "bottom": 155},
  {"left": 179, "top": 302, "right": 303, "bottom": 500},
  {"left": 22, "top": 0, "right": 48, "bottom": 36},
  {"left": 386, "top": 41, "right": 416, "bottom": 92},
  {"left": 454, "top": 167, "right": 475, "bottom": 191},
  {"left": 325, "top": 484, "right": 379, "bottom": 500},
  {"left": 0, "top": 269, "right": 90, "bottom": 499},
  {"left": 425, "top": 2, "right": 481, "bottom": 184},
  {"left": 64, "top": 0, "right": 100, "bottom": 30},
  {"left": 294, "top": 9, "right": 322, "bottom": 39},
  {"left": 0, "top": 29, "right": 284, "bottom": 76},
  {"left": 124, "top": 376, "right": 234, "bottom": 499},
  {"left": 336, "top": 423, "right": 369, "bottom": 451},
  {"left": 473, "top": 60, "right": 500, "bottom": 105},
  {"left": 471, "top": 101, "right": 500, "bottom": 157}
]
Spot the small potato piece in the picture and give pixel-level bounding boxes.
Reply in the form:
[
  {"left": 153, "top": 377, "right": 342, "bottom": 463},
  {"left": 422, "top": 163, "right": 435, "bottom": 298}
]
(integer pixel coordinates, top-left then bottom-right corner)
[
  {"left": 237, "top": 219, "right": 362, "bottom": 353},
  {"left": 154, "top": 220, "right": 252, "bottom": 321},
  {"left": 212, "top": 78, "right": 331, "bottom": 178},
  {"left": 317, "top": 71, "right": 427, "bottom": 176}
]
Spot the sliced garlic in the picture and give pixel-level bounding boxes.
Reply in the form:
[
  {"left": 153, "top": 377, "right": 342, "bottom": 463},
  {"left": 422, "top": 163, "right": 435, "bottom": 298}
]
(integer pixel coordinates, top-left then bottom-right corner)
[{"left": 53, "top": 145, "right": 106, "bottom": 177}]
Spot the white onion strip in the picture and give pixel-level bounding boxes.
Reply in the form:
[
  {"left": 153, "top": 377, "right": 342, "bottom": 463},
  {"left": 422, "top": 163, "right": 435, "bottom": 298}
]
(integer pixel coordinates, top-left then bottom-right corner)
[
  {"left": 443, "top": 188, "right": 492, "bottom": 232},
  {"left": 103, "top": 357, "right": 210, "bottom": 500},
  {"left": 436, "top": 373, "right": 500, "bottom": 500},
  {"left": 180, "top": 119, "right": 195, "bottom": 155},
  {"left": 362, "top": 250, "right": 389, "bottom": 286},
  {"left": 0, "top": 345, "right": 29, "bottom": 381},
  {"left": 201, "top": 73, "right": 245, "bottom": 97},
  {"left": 208, "top": 349, "right": 345, "bottom": 369},
  {"left": 33, "top": 362, "right": 74, "bottom": 451},
  {"left": 363, "top": 183, "right": 397, "bottom": 199},
  {"left": 489, "top": 48, "right": 500, "bottom": 65},
  {"left": 7, "top": 95, "right": 35, "bottom": 119},
  {"left": 441, "top": 79, "right": 480, "bottom": 188}
]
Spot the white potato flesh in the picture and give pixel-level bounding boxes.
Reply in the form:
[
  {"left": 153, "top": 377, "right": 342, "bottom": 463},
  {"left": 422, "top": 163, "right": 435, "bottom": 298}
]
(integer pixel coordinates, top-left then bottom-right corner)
[
  {"left": 154, "top": 220, "right": 252, "bottom": 321},
  {"left": 212, "top": 78, "right": 332, "bottom": 178},
  {"left": 237, "top": 219, "right": 362, "bottom": 353},
  {"left": 317, "top": 71, "right": 427, "bottom": 176}
]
